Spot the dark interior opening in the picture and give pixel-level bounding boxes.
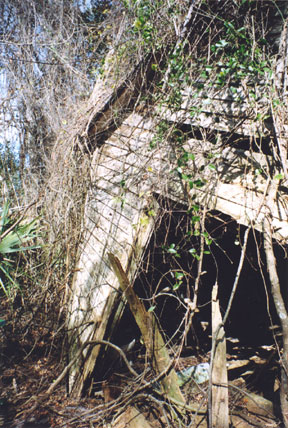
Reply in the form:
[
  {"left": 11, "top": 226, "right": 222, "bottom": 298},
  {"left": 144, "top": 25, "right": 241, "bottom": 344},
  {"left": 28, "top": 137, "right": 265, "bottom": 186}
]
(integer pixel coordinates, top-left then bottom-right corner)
[
  {"left": 95, "top": 198, "right": 287, "bottom": 399},
  {"left": 130, "top": 201, "right": 282, "bottom": 348}
]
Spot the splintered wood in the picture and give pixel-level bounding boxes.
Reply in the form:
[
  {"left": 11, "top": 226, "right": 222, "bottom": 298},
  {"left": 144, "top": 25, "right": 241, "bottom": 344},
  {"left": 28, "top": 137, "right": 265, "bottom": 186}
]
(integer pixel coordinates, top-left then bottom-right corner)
[
  {"left": 113, "top": 406, "right": 153, "bottom": 428},
  {"left": 211, "top": 283, "right": 229, "bottom": 428},
  {"left": 108, "top": 252, "right": 185, "bottom": 405}
]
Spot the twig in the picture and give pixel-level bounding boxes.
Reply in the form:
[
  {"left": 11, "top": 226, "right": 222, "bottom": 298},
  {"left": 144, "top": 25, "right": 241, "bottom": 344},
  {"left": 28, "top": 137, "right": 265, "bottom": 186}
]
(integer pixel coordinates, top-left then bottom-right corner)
[
  {"left": 46, "top": 339, "right": 139, "bottom": 396},
  {"left": 222, "top": 226, "right": 250, "bottom": 327}
]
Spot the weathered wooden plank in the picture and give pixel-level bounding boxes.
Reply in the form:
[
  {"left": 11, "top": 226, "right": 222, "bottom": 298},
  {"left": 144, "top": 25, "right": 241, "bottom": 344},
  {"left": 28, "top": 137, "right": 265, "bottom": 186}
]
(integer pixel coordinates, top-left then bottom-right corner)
[
  {"left": 108, "top": 253, "right": 185, "bottom": 404},
  {"left": 210, "top": 284, "right": 229, "bottom": 428},
  {"left": 154, "top": 82, "right": 271, "bottom": 137},
  {"left": 95, "top": 120, "right": 288, "bottom": 240},
  {"left": 113, "top": 406, "right": 154, "bottom": 428},
  {"left": 68, "top": 201, "right": 156, "bottom": 394},
  {"left": 68, "top": 115, "right": 160, "bottom": 394},
  {"left": 65, "top": 2, "right": 288, "bottom": 404},
  {"left": 167, "top": 176, "right": 288, "bottom": 244},
  {"left": 158, "top": 107, "right": 269, "bottom": 136},
  {"left": 181, "top": 86, "right": 268, "bottom": 118}
]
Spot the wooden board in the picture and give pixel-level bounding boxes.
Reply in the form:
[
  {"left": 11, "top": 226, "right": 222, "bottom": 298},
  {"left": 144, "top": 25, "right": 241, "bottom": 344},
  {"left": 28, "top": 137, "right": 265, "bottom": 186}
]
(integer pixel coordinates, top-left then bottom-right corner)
[
  {"left": 68, "top": 114, "right": 159, "bottom": 394},
  {"left": 211, "top": 284, "right": 229, "bottom": 428}
]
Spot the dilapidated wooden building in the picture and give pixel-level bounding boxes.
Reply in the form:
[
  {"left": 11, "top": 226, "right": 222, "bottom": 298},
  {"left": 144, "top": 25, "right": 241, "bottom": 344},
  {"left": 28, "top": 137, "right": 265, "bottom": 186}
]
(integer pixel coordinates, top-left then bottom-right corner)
[{"left": 64, "top": 0, "right": 288, "bottom": 425}]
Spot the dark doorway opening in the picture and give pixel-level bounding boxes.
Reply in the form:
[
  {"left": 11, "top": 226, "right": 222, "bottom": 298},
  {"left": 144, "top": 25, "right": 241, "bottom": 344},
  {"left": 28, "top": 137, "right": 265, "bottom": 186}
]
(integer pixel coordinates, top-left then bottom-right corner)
[{"left": 97, "top": 199, "right": 286, "bottom": 401}]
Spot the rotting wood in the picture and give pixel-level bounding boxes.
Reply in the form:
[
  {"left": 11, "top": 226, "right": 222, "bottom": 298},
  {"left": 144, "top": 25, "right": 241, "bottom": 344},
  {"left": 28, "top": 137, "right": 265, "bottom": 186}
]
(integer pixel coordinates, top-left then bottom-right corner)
[
  {"left": 99, "top": 113, "right": 288, "bottom": 241},
  {"left": 210, "top": 283, "right": 229, "bottom": 428},
  {"left": 156, "top": 105, "right": 269, "bottom": 137},
  {"left": 69, "top": 202, "right": 157, "bottom": 396},
  {"left": 108, "top": 252, "right": 185, "bottom": 405},
  {"left": 241, "top": 392, "right": 274, "bottom": 418},
  {"left": 113, "top": 406, "right": 153, "bottom": 428},
  {"left": 230, "top": 414, "right": 277, "bottom": 428},
  {"left": 95, "top": 112, "right": 288, "bottom": 240},
  {"left": 74, "top": 47, "right": 158, "bottom": 154},
  {"left": 68, "top": 113, "right": 162, "bottom": 396}
]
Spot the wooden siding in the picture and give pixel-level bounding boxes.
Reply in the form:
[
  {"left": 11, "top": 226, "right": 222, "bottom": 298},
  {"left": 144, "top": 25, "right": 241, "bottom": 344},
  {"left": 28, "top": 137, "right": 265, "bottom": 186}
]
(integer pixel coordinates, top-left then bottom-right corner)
[{"left": 158, "top": 85, "right": 270, "bottom": 136}]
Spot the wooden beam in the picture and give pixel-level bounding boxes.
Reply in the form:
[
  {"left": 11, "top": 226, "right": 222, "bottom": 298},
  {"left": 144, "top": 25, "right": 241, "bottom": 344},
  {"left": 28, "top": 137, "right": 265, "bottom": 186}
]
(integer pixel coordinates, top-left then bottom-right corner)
[
  {"left": 210, "top": 284, "right": 229, "bottom": 428},
  {"left": 108, "top": 253, "right": 185, "bottom": 405}
]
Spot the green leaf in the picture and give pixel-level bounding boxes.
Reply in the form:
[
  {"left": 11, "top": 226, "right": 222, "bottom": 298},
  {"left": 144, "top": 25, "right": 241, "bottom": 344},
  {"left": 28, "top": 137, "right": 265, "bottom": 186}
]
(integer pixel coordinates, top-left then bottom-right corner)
[
  {"left": 148, "top": 209, "right": 156, "bottom": 217},
  {"left": 140, "top": 215, "right": 149, "bottom": 226},
  {"left": 134, "top": 17, "right": 145, "bottom": 30},
  {"left": 0, "top": 264, "right": 19, "bottom": 294},
  {"left": 175, "top": 271, "right": 184, "bottom": 280},
  {"left": 0, "top": 218, "right": 39, "bottom": 254},
  {"left": 0, "top": 275, "right": 7, "bottom": 295},
  {"left": 168, "top": 248, "right": 178, "bottom": 254},
  {"left": 0, "top": 244, "right": 40, "bottom": 253},
  {"left": 180, "top": 173, "right": 189, "bottom": 181},
  {"left": 0, "top": 202, "right": 10, "bottom": 232},
  {"left": 193, "top": 179, "right": 205, "bottom": 188},
  {"left": 274, "top": 173, "right": 284, "bottom": 181},
  {"left": 0, "top": 205, "right": 41, "bottom": 295},
  {"left": 148, "top": 305, "right": 156, "bottom": 312},
  {"left": 173, "top": 281, "right": 182, "bottom": 291}
]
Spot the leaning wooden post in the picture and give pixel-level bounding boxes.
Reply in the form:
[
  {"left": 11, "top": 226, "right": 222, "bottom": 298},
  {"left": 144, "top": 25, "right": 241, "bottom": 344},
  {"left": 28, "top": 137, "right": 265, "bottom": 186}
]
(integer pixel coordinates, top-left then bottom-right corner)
[
  {"left": 209, "top": 283, "right": 229, "bottom": 428},
  {"left": 108, "top": 252, "right": 185, "bottom": 405}
]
